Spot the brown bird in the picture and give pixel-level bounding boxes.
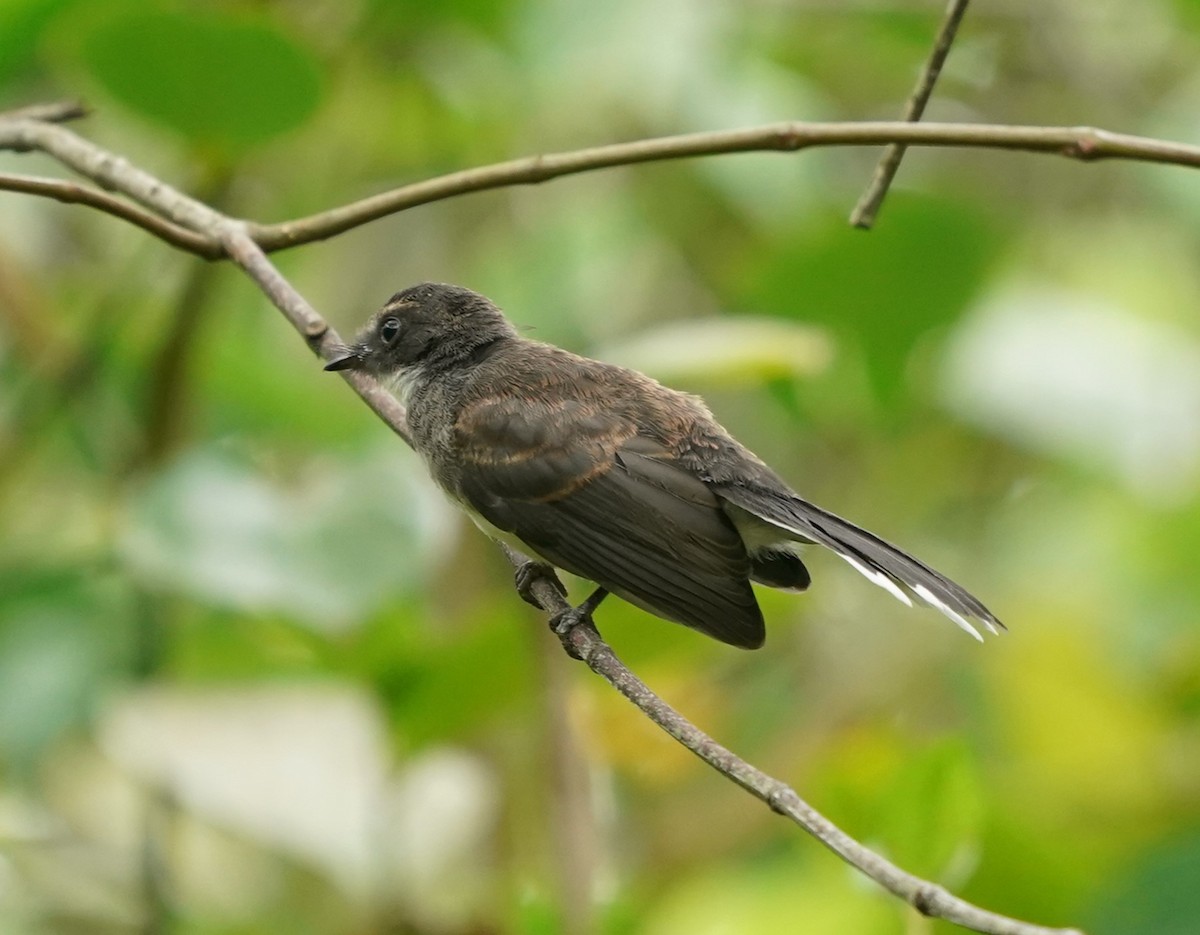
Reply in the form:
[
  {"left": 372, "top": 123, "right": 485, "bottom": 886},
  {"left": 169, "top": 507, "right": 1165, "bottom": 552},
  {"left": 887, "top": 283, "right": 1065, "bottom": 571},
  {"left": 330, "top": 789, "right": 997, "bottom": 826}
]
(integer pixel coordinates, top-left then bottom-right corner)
[{"left": 326, "top": 283, "right": 1003, "bottom": 648}]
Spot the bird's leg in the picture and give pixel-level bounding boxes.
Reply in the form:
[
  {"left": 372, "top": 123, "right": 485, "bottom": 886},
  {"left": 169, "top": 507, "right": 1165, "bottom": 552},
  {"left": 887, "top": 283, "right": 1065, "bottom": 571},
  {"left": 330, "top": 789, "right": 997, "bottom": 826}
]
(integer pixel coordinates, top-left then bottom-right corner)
[
  {"left": 514, "top": 559, "right": 568, "bottom": 609},
  {"left": 549, "top": 587, "right": 609, "bottom": 638}
]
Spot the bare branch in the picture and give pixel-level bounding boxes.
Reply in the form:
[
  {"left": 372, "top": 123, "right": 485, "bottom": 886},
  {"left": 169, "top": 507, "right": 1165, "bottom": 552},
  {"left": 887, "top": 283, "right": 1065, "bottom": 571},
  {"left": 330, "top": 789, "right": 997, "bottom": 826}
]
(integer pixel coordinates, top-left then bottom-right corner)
[
  {"left": 247, "top": 121, "right": 1200, "bottom": 249},
  {"left": 850, "top": 0, "right": 973, "bottom": 229},
  {"left": 505, "top": 546, "right": 1085, "bottom": 935},
  {"left": 0, "top": 171, "right": 220, "bottom": 256},
  {"left": 0, "top": 100, "right": 88, "bottom": 123},
  {"left": 5, "top": 107, "right": 1200, "bottom": 258},
  {"left": 0, "top": 116, "right": 225, "bottom": 232}
]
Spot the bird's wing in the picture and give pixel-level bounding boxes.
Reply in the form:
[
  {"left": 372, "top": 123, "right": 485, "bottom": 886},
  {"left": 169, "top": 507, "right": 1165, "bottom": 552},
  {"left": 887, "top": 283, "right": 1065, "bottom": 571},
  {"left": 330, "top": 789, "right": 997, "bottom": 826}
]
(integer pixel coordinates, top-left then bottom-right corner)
[
  {"left": 714, "top": 482, "right": 1003, "bottom": 640},
  {"left": 453, "top": 396, "right": 765, "bottom": 648}
]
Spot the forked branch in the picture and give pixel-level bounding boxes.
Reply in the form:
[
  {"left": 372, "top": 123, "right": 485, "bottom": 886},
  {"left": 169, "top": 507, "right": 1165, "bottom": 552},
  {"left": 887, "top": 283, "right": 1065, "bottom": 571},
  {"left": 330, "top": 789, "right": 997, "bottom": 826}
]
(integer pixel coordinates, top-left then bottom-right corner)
[
  {"left": 850, "top": 0, "right": 974, "bottom": 228},
  {"left": 4, "top": 110, "right": 1200, "bottom": 258},
  {"left": 0, "top": 102, "right": 1100, "bottom": 935}
]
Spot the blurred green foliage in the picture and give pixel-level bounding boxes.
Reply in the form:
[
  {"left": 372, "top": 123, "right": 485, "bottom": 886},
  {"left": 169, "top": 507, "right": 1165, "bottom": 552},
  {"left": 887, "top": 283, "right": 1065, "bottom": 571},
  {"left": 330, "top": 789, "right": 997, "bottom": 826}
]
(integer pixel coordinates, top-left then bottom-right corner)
[{"left": 1, "top": 0, "right": 1199, "bottom": 933}]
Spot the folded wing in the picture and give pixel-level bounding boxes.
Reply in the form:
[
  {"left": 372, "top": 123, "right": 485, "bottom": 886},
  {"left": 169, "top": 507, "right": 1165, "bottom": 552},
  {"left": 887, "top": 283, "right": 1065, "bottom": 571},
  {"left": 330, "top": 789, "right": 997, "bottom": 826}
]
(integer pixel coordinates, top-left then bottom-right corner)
[{"left": 454, "top": 397, "right": 765, "bottom": 648}]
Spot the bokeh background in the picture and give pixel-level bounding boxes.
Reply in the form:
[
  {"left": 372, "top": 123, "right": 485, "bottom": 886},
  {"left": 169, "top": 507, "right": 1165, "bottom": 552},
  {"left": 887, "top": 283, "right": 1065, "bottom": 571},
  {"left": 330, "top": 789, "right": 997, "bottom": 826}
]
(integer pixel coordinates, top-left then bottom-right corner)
[{"left": 2, "top": 1, "right": 1199, "bottom": 933}]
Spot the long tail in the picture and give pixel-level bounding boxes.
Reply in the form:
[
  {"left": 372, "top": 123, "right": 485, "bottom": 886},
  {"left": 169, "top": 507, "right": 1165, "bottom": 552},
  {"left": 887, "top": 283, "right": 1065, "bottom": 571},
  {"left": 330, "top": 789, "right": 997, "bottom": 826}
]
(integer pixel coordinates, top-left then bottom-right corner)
[{"left": 717, "top": 485, "right": 1003, "bottom": 641}]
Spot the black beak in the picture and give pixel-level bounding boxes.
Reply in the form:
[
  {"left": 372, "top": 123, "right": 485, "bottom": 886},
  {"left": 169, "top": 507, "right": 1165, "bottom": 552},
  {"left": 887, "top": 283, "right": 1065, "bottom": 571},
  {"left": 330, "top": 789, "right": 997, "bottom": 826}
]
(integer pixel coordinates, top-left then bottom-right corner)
[{"left": 324, "top": 350, "right": 363, "bottom": 372}]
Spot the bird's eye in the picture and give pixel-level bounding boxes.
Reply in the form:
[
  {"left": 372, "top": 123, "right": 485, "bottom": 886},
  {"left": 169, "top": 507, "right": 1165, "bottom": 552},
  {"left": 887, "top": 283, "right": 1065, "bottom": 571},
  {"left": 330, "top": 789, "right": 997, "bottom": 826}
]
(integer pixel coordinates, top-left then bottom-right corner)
[{"left": 379, "top": 317, "right": 401, "bottom": 344}]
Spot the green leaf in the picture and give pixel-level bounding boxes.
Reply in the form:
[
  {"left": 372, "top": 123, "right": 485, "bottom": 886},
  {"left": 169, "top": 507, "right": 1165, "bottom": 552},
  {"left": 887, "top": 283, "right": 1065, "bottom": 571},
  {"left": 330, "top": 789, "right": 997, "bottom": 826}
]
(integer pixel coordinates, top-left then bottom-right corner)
[{"left": 80, "top": 8, "right": 322, "bottom": 150}]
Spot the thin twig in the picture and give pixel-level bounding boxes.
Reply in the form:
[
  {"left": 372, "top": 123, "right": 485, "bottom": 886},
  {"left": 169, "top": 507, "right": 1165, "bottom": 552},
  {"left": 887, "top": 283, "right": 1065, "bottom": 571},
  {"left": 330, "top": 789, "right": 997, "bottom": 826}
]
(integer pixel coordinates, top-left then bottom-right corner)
[
  {"left": 850, "top": 0, "right": 972, "bottom": 229},
  {"left": 0, "top": 117, "right": 225, "bottom": 231},
  {"left": 504, "top": 546, "right": 1084, "bottom": 935},
  {"left": 0, "top": 100, "right": 88, "bottom": 123},
  {"left": 246, "top": 122, "right": 1200, "bottom": 250},
  {"left": 0, "top": 172, "right": 220, "bottom": 256}
]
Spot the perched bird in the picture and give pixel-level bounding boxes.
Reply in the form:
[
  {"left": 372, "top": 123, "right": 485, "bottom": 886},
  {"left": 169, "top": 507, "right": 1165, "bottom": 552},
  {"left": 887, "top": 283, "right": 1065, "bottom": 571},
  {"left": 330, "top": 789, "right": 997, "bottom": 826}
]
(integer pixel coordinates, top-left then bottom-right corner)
[{"left": 326, "top": 283, "right": 1002, "bottom": 648}]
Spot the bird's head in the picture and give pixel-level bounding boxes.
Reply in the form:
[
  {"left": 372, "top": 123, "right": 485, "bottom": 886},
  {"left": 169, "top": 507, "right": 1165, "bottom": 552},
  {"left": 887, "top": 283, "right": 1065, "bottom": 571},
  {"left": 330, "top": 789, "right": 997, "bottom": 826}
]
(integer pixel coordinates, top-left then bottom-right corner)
[{"left": 325, "top": 282, "right": 517, "bottom": 376}]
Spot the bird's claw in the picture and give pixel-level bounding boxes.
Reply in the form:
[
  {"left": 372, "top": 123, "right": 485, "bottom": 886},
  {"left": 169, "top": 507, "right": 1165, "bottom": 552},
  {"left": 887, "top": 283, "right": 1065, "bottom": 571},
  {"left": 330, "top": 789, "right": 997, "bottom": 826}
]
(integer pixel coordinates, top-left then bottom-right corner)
[
  {"left": 549, "top": 605, "right": 586, "bottom": 636},
  {"left": 547, "top": 588, "right": 608, "bottom": 660},
  {"left": 548, "top": 606, "right": 590, "bottom": 660},
  {"left": 514, "top": 560, "right": 567, "bottom": 609}
]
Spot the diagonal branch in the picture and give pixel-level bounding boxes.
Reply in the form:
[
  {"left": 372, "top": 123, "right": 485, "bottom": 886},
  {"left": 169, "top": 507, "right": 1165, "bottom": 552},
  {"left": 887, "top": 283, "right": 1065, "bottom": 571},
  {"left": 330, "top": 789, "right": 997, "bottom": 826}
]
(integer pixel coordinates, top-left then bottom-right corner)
[
  {"left": 504, "top": 546, "right": 1084, "bottom": 935},
  {"left": 850, "top": 0, "right": 973, "bottom": 229},
  {"left": 219, "top": 217, "right": 1083, "bottom": 935}
]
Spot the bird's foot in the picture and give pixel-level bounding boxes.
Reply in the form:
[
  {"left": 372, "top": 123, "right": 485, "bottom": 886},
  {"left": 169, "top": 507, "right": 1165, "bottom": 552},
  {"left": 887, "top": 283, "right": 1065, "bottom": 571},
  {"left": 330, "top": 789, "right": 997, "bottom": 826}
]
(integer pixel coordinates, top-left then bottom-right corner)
[
  {"left": 548, "top": 587, "right": 608, "bottom": 660},
  {"left": 514, "top": 560, "right": 567, "bottom": 609},
  {"left": 549, "top": 605, "right": 587, "bottom": 638}
]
